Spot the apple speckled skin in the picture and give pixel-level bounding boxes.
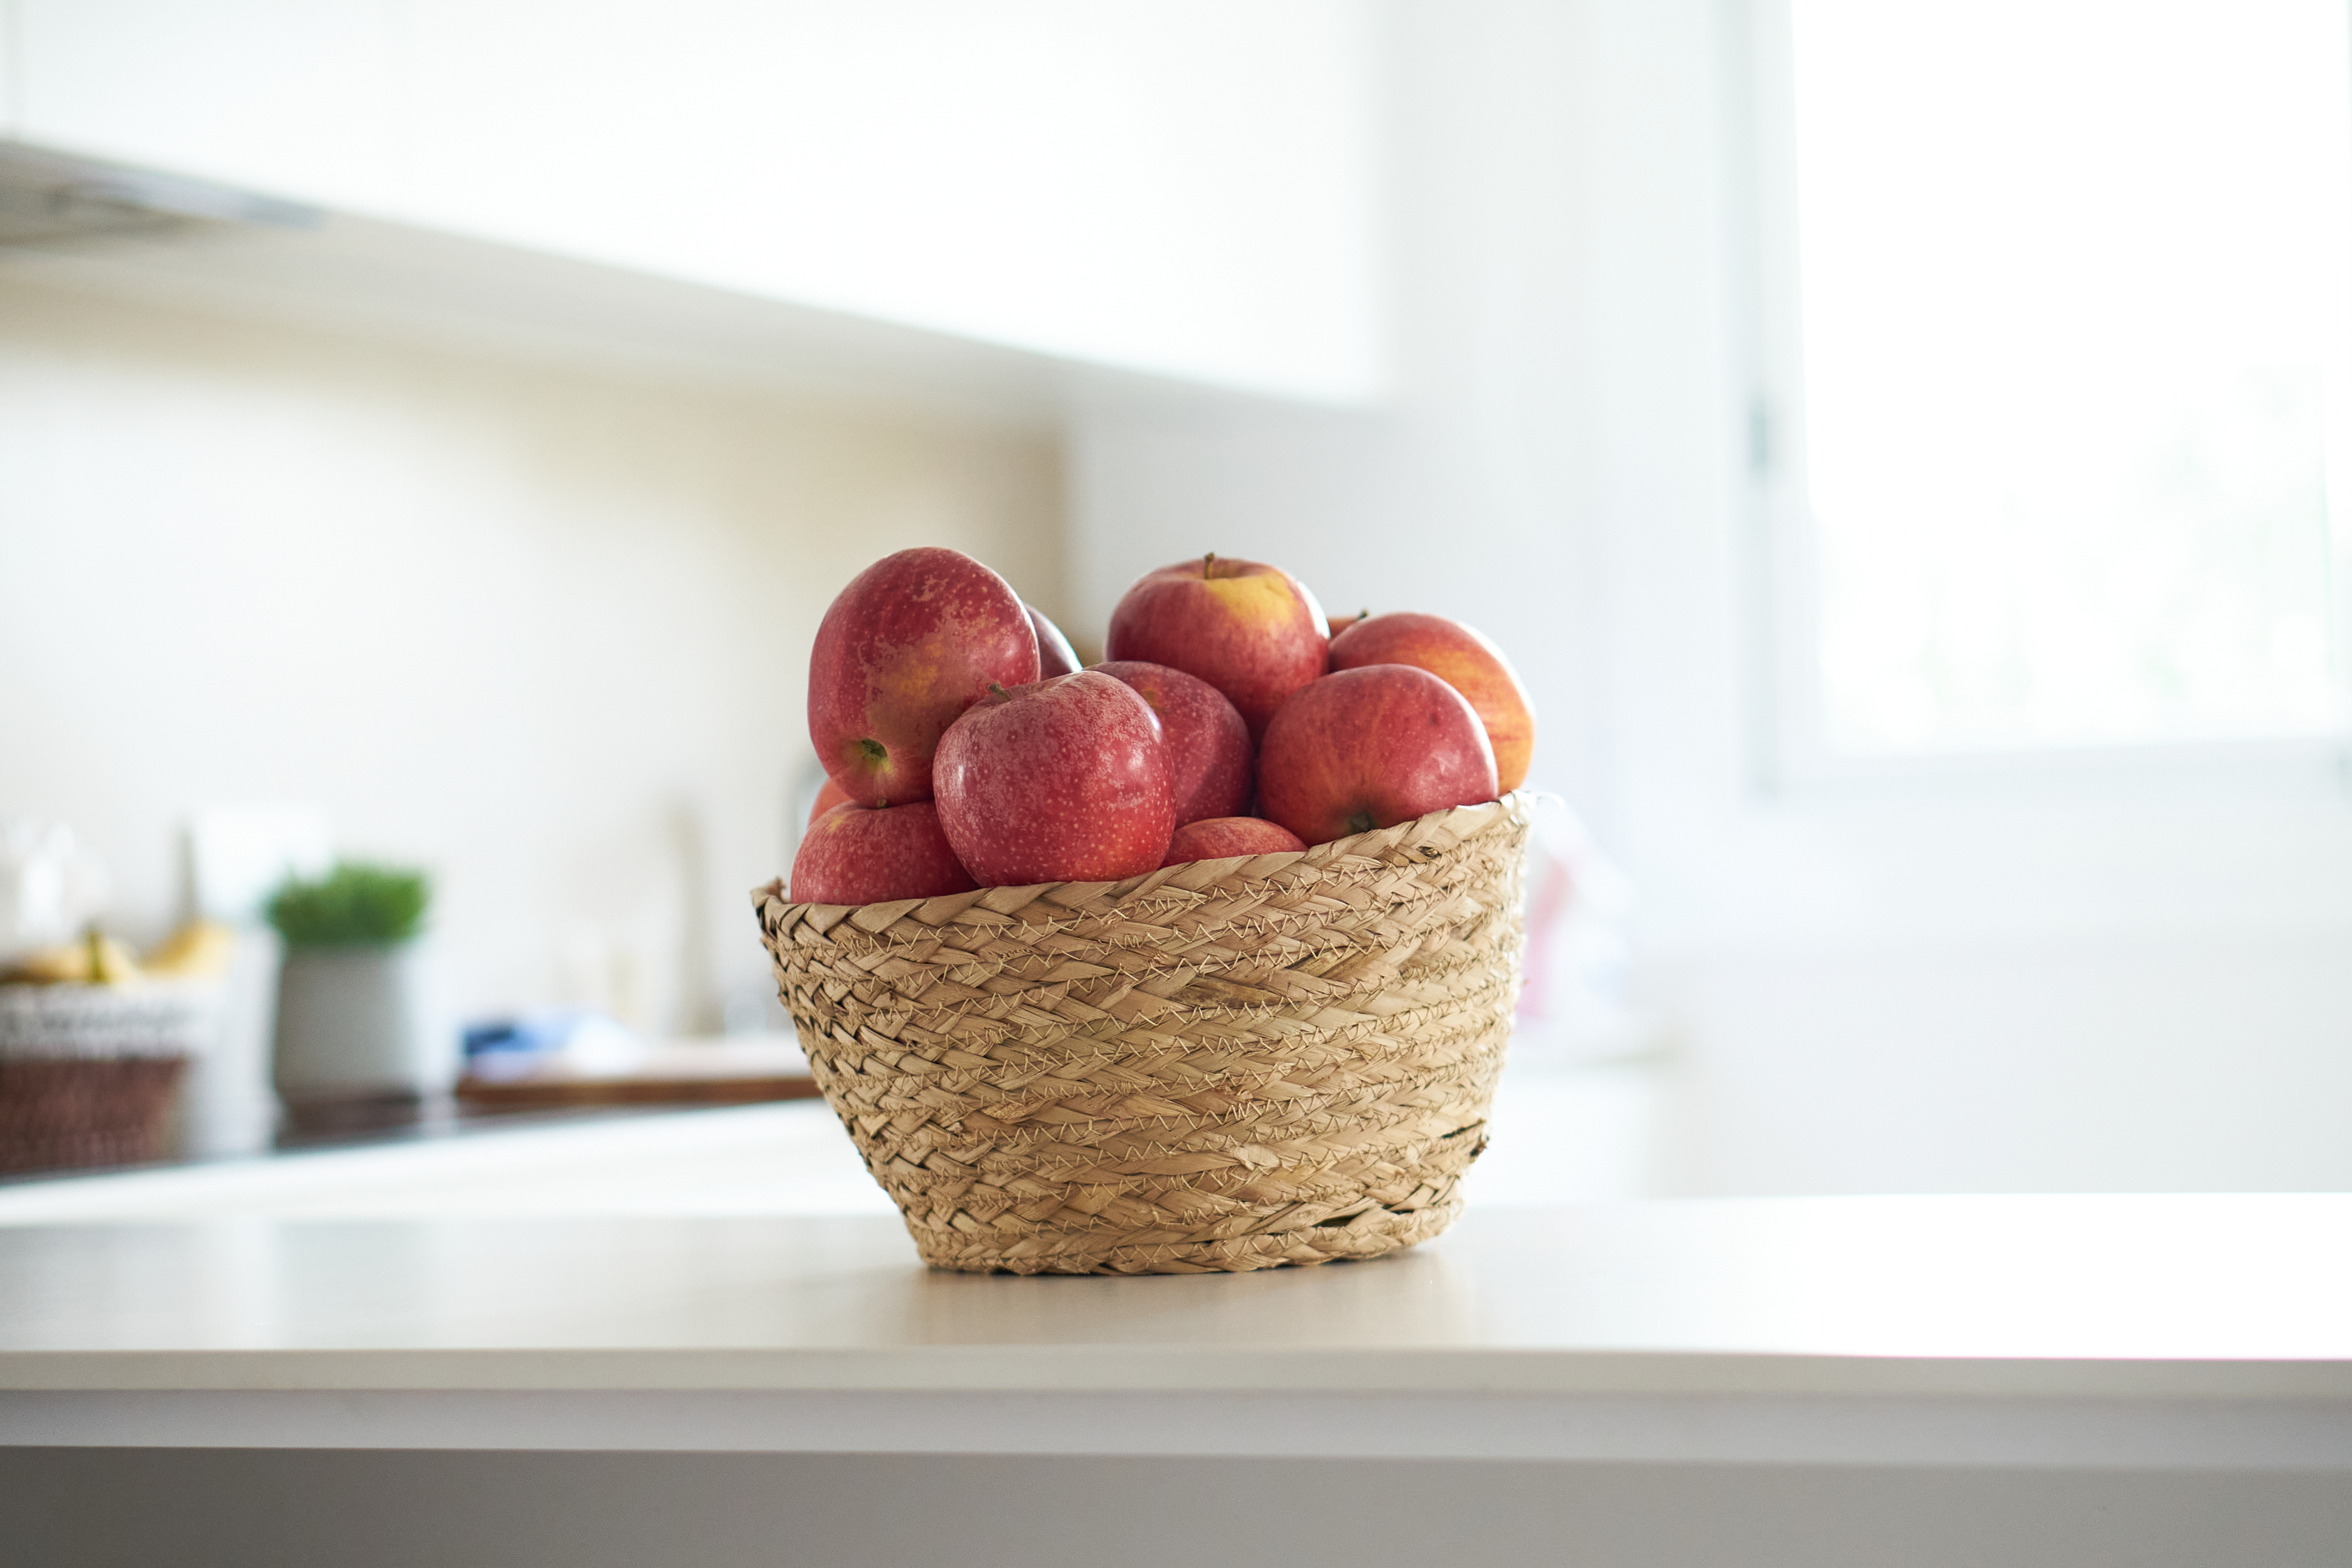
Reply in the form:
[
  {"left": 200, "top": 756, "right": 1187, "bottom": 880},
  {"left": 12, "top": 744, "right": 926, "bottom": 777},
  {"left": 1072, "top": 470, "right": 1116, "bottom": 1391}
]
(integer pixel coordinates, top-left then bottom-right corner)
[
  {"left": 805, "top": 775, "right": 853, "bottom": 826},
  {"left": 1257, "top": 664, "right": 1499, "bottom": 845},
  {"left": 808, "top": 547, "right": 1040, "bottom": 806},
  {"left": 1328, "top": 611, "right": 1536, "bottom": 793},
  {"left": 1103, "top": 555, "right": 1329, "bottom": 743},
  {"left": 934, "top": 671, "right": 1175, "bottom": 885},
  {"left": 1092, "top": 660, "right": 1253, "bottom": 826},
  {"left": 1159, "top": 816, "right": 1306, "bottom": 866},
  {"left": 790, "top": 800, "right": 977, "bottom": 905}
]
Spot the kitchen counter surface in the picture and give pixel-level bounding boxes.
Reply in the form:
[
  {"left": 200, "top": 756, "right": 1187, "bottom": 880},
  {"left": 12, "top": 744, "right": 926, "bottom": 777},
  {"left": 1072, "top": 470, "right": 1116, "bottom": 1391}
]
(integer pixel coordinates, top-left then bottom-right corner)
[{"left": 4, "top": 1193, "right": 2350, "bottom": 1467}]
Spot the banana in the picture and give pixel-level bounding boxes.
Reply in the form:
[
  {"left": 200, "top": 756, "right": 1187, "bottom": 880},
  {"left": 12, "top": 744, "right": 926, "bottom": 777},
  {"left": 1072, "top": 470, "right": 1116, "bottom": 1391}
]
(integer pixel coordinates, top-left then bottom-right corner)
[
  {"left": 3, "top": 930, "right": 145, "bottom": 985},
  {"left": 142, "top": 920, "right": 234, "bottom": 980}
]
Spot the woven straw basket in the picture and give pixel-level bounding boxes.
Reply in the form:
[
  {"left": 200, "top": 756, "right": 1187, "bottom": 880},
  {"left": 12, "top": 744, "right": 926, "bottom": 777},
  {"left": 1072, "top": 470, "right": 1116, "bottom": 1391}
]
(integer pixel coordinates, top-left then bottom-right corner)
[
  {"left": 754, "top": 792, "right": 1532, "bottom": 1275},
  {"left": 0, "top": 982, "right": 214, "bottom": 1174}
]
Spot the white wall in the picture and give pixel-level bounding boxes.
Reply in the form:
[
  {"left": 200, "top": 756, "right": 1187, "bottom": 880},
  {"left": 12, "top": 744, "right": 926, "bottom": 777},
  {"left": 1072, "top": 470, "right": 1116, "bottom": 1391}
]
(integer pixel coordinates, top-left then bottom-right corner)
[
  {"left": 1070, "top": 0, "right": 2352, "bottom": 1195},
  {"left": 0, "top": 272, "right": 1061, "bottom": 1034},
  {"left": 11, "top": 0, "right": 2350, "bottom": 1190}
]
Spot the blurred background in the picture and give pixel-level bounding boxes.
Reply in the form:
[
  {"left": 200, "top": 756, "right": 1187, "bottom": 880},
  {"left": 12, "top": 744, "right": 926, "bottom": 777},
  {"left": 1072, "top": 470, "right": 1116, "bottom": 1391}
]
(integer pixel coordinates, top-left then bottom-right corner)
[{"left": 3, "top": 0, "right": 2350, "bottom": 1198}]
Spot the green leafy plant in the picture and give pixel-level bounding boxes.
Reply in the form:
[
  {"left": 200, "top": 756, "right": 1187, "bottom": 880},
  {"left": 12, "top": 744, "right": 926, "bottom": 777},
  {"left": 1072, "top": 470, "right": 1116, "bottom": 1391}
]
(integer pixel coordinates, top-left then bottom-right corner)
[{"left": 265, "top": 861, "right": 431, "bottom": 949}]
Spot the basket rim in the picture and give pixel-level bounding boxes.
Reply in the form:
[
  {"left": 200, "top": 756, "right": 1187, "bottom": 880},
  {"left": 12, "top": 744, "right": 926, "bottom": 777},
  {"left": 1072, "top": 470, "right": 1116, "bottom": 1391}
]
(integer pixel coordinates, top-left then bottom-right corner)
[
  {"left": 755, "top": 790, "right": 1535, "bottom": 931},
  {"left": 0, "top": 979, "right": 220, "bottom": 1061}
]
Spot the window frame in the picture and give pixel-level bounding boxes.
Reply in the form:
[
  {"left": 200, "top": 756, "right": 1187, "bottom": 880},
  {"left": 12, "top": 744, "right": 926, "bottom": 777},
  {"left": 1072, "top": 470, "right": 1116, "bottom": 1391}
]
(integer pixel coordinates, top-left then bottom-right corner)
[{"left": 1723, "top": 0, "right": 2352, "bottom": 800}]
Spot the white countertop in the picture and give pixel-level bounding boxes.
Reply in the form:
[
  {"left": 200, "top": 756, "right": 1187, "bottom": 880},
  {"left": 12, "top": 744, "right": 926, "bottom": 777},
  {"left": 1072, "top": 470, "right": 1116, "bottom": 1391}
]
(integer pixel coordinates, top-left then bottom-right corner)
[
  {"left": 4, "top": 1195, "right": 2351, "bottom": 1391},
  {"left": 1, "top": 1105, "right": 2347, "bottom": 1466},
  {"left": 2, "top": 1195, "right": 2350, "bottom": 1468}
]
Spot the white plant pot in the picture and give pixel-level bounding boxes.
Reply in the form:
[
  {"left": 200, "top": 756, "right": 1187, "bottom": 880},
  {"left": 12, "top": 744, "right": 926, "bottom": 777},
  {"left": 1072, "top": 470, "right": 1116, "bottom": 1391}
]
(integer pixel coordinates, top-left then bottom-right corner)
[{"left": 272, "top": 942, "right": 452, "bottom": 1102}]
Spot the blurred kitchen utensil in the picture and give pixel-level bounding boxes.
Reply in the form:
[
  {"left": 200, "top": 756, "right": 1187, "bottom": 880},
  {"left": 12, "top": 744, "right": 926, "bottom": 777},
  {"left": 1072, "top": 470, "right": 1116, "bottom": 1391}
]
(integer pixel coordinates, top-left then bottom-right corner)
[{"left": 173, "top": 806, "right": 333, "bottom": 1158}]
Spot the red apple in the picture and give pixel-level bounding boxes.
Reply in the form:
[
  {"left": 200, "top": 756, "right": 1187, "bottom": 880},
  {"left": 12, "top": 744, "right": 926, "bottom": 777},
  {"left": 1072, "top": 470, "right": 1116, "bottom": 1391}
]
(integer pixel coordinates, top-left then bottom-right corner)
[
  {"left": 1328, "top": 611, "right": 1536, "bottom": 792},
  {"left": 790, "top": 801, "right": 976, "bottom": 905},
  {"left": 808, "top": 547, "right": 1040, "bottom": 806},
  {"left": 1092, "top": 660, "right": 1252, "bottom": 825},
  {"left": 807, "top": 774, "right": 854, "bottom": 825},
  {"left": 1026, "top": 604, "right": 1080, "bottom": 678},
  {"left": 1160, "top": 817, "right": 1306, "bottom": 866},
  {"left": 1104, "top": 554, "right": 1329, "bottom": 742},
  {"left": 1257, "top": 665, "right": 1499, "bottom": 844},
  {"left": 934, "top": 671, "right": 1174, "bottom": 884}
]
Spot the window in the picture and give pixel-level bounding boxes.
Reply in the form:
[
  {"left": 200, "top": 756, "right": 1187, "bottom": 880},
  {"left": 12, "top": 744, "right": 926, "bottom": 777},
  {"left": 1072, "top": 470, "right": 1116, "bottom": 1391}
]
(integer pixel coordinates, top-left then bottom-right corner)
[{"left": 1775, "top": 0, "right": 2352, "bottom": 756}]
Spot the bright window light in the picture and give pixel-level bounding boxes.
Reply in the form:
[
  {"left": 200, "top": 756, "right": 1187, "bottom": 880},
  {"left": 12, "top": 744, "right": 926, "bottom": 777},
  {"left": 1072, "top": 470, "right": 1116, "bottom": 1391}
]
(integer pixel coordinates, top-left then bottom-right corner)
[{"left": 1791, "top": 0, "right": 2352, "bottom": 752}]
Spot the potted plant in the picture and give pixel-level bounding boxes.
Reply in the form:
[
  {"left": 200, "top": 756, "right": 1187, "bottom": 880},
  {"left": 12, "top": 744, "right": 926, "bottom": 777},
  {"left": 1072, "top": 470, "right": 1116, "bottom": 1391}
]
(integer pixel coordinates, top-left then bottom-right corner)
[{"left": 267, "top": 862, "right": 449, "bottom": 1132}]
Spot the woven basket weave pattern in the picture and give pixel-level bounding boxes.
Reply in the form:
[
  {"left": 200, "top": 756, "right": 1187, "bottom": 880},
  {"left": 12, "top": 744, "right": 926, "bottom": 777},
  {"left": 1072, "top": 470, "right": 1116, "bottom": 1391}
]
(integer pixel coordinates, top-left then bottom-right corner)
[
  {"left": 756, "top": 794, "right": 1531, "bottom": 1274},
  {"left": 0, "top": 984, "right": 214, "bottom": 1173}
]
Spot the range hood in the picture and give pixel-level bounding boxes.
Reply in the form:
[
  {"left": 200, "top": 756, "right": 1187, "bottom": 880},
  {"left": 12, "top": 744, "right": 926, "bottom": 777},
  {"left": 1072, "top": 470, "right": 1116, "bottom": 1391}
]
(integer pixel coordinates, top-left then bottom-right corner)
[
  {"left": 0, "top": 142, "right": 318, "bottom": 247},
  {"left": 0, "top": 140, "right": 1067, "bottom": 427}
]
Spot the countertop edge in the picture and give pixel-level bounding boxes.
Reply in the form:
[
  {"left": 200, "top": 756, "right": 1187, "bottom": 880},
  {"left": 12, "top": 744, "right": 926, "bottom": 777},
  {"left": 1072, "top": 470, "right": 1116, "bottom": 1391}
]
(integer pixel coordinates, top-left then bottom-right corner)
[{"left": 4, "top": 1346, "right": 2350, "bottom": 1401}]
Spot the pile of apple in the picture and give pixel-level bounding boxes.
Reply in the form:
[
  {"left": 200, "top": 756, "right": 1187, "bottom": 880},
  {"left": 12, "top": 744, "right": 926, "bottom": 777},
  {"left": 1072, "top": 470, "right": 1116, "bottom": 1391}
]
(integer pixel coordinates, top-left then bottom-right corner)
[{"left": 790, "top": 547, "right": 1533, "bottom": 905}]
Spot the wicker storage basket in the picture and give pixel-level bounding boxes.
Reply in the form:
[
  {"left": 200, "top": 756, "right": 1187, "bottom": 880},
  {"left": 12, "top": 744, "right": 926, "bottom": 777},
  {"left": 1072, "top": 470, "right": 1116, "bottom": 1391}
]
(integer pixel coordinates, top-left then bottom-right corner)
[
  {"left": 0, "top": 982, "right": 214, "bottom": 1174},
  {"left": 754, "top": 793, "right": 1532, "bottom": 1275}
]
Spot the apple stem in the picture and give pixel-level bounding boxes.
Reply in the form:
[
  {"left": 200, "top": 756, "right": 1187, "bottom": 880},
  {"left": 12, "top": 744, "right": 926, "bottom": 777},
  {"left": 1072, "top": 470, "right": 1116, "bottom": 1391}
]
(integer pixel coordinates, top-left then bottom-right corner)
[
  {"left": 989, "top": 682, "right": 1012, "bottom": 700},
  {"left": 1202, "top": 552, "right": 1216, "bottom": 577}
]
